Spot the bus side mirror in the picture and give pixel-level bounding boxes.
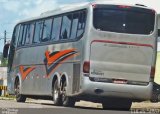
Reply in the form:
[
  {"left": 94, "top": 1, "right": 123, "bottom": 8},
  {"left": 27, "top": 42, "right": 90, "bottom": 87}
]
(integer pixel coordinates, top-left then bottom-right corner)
[
  {"left": 158, "top": 29, "right": 160, "bottom": 37},
  {"left": 3, "top": 43, "right": 10, "bottom": 58}
]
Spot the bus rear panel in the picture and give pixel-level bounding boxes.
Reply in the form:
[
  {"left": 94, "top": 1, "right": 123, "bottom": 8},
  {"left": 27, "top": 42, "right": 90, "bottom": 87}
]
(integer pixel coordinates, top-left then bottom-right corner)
[{"left": 81, "top": 4, "right": 157, "bottom": 101}]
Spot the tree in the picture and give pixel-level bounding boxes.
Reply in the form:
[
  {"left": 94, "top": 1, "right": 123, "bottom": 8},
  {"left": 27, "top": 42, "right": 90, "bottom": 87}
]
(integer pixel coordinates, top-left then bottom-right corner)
[{"left": 0, "top": 52, "right": 8, "bottom": 67}]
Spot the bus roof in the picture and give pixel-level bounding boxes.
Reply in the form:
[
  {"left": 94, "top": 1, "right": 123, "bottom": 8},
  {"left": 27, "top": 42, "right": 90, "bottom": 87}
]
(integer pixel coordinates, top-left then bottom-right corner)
[{"left": 17, "top": 0, "right": 155, "bottom": 24}]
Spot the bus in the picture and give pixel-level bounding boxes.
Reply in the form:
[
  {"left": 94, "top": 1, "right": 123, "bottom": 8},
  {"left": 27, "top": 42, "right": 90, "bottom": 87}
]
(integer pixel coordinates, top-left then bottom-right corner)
[
  {"left": 3, "top": 1, "right": 159, "bottom": 110},
  {"left": 158, "top": 14, "right": 160, "bottom": 42}
]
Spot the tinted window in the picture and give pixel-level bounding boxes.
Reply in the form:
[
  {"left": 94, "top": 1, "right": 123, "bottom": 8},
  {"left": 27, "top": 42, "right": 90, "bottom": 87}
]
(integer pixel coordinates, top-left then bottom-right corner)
[
  {"left": 12, "top": 25, "right": 20, "bottom": 46},
  {"left": 93, "top": 6, "right": 155, "bottom": 34},
  {"left": 158, "top": 29, "right": 160, "bottom": 42},
  {"left": 77, "top": 11, "right": 86, "bottom": 37},
  {"left": 17, "top": 25, "right": 24, "bottom": 46},
  {"left": 60, "top": 14, "right": 72, "bottom": 39},
  {"left": 51, "top": 17, "right": 62, "bottom": 41},
  {"left": 42, "top": 19, "right": 52, "bottom": 42},
  {"left": 21, "top": 25, "right": 27, "bottom": 46},
  {"left": 33, "top": 21, "right": 43, "bottom": 43},
  {"left": 25, "top": 23, "right": 35, "bottom": 45},
  {"left": 70, "top": 13, "right": 79, "bottom": 39}
]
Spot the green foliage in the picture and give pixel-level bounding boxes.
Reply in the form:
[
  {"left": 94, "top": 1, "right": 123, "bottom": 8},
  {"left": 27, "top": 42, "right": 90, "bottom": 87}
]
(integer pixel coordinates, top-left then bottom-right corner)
[
  {"left": 1, "top": 58, "right": 8, "bottom": 67},
  {"left": 0, "top": 52, "right": 8, "bottom": 67}
]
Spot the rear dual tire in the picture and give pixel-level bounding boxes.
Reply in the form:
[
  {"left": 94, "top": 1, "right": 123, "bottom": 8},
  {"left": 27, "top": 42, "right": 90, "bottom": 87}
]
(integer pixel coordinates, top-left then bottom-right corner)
[
  {"left": 52, "top": 80, "right": 75, "bottom": 107},
  {"left": 61, "top": 81, "right": 75, "bottom": 107}
]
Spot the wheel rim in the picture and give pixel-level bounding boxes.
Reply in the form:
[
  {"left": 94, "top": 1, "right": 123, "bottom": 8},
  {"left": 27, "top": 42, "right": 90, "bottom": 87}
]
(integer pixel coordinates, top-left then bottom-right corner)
[
  {"left": 53, "top": 81, "right": 59, "bottom": 101},
  {"left": 62, "top": 82, "right": 67, "bottom": 102}
]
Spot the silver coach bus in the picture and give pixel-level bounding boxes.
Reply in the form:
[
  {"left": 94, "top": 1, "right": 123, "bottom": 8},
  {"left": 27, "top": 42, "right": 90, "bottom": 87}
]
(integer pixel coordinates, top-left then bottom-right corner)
[
  {"left": 3, "top": 1, "right": 159, "bottom": 110},
  {"left": 158, "top": 14, "right": 160, "bottom": 42}
]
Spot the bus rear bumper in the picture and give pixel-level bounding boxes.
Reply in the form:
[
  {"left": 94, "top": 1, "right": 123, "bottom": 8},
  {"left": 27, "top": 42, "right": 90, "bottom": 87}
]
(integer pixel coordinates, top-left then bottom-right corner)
[{"left": 81, "top": 77, "right": 153, "bottom": 101}]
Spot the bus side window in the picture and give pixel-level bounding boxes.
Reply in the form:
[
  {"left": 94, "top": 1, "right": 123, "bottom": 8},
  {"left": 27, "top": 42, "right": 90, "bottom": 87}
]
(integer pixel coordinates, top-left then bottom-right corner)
[
  {"left": 25, "top": 23, "right": 35, "bottom": 45},
  {"left": 12, "top": 24, "right": 20, "bottom": 47},
  {"left": 7, "top": 24, "right": 20, "bottom": 71},
  {"left": 158, "top": 29, "right": 160, "bottom": 42},
  {"left": 17, "top": 25, "right": 24, "bottom": 47},
  {"left": 51, "top": 16, "right": 62, "bottom": 41},
  {"left": 42, "top": 18, "right": 52, "bottom": 42},
  {"left": 77, "top": 11, "right": 86, "bottom": 38},
  {"left": 33, "top": 21, "right": 43, "bottom": 44},
  {"left": 21, "top": 25, "right": 27, "bottom": 46},
  {"left": 70, "top": 13, "right": 79, "bottom": 39},
  {"left": 60, "top": 14, "right": 72, "bottom": 40}
]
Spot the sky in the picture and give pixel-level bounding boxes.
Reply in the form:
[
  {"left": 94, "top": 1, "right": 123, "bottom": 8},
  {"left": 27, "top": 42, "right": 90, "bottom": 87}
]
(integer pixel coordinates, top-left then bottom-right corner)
[{"left": 0, "top": 0, "right": 160, "bottom": 52}]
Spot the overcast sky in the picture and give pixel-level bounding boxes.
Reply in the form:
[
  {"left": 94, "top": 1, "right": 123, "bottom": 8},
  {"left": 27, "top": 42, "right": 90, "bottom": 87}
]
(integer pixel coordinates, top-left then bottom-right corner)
[{"left": 0, "top": 0, "right": 159, "bottom": 52}]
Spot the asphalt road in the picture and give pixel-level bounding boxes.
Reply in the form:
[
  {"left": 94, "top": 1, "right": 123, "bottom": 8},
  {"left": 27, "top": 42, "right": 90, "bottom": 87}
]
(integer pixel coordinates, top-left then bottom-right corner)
[
  {"left": 0, "top": 100, "right": 131, "bottom": 114},
  {"left": 0, "top": 100, "right": 159, "bottom": 114},
  {"left": 0, "top": 108, "right": 131, "bottom": 114}
]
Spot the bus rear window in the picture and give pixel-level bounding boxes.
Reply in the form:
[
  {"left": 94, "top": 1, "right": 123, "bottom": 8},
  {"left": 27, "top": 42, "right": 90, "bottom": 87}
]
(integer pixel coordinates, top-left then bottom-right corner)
[{"left": 93, "top": 5, "right": 155, "bottom": 35}]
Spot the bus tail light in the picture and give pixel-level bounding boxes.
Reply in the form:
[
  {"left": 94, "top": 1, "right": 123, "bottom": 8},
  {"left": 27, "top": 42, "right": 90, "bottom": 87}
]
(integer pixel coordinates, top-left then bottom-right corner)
[
  {"left": 91, "top": 4, "right": 96, "bottom": 8},
  {"left": 151, "top": 9, "right": 156, "bottom": 13},
  {"left": 150, "top": 67, "right": 155, "bottom": 79},
  {"left": 118, "top": 5, "right": 131, "bottom": 9},
  {"left": 83, "top": 61, "right": 90, "bottom": 73}
]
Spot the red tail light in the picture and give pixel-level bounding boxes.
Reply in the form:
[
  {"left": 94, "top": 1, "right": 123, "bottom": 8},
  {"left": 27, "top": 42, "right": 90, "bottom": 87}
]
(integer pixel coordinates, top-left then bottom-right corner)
[
  {"left": 150, "top": 67, "right": 155, "bottom": 79},
  {"left": 83, "top": 61, "right": 90, "bottom": 73},
  {"left": 151, "top": 9, "right": 156, "bottom": 13},
  {"left": 118, "top": 5, "right": 131, "bottom": 9},
  {"left": 91, "top": 4, "right": 96, "bottom": 8}
]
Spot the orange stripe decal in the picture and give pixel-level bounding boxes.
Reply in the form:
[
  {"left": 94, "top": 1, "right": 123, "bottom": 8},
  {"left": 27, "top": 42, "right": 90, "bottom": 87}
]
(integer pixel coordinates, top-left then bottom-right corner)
[
  {"left": 44, "top": 48, "right": 79, "bottom": 78},
  {"left": 45, "top": 49, "right": 76, "bottom": 65},
  {"left": 19, "top": 66, "right": 35, "bottom": 80},
  {"left": 47, "top": 53, "right": 79, "bottom": 77}
]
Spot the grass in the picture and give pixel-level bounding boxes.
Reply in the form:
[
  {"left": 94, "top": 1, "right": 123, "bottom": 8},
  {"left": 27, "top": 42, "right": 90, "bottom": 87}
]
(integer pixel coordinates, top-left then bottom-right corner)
[{"left": 0, "top": 95, "right": 15, "bottom": 100}]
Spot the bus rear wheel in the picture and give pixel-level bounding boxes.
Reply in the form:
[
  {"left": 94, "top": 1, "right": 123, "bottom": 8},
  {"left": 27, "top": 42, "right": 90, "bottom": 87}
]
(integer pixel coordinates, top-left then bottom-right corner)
[
  {"left": 52, "top": 79, "right": 62, "bottom": 106},
  {"left": 102, "top": 98, "right": 132, "bottom": 111},
  {"left": 15, "top": 79, "right": 26, "bottom": 102},
  {"left": 61, "top": 81, "right": 75, "bottom": 107}
]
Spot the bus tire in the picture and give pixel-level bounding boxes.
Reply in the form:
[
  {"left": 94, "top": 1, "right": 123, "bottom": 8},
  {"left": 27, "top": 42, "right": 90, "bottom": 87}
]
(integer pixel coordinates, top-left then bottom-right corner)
[
  {"left": 102, "top": 98, "right": 132, "bottom": 111},
  {"left": 151, "top": 93, "right": 158, "bottom": 103},
  {"left": 52, "top": 79, "right": 62, "bottom": 106},
  {"left": 15, "top": 79, "right": 26, "bottom": 102},
  {"left": 62, "top": 81, "right": 75, "bottom": 107}
]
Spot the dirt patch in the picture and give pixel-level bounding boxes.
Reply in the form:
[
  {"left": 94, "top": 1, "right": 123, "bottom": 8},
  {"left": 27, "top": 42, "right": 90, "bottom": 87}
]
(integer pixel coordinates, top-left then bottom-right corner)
[
  {"left": 132, "top": 102, "right": 160, "bottom": 109},
  {"left": 76, "top": 100, "right": 160, "bottom": 109}
]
